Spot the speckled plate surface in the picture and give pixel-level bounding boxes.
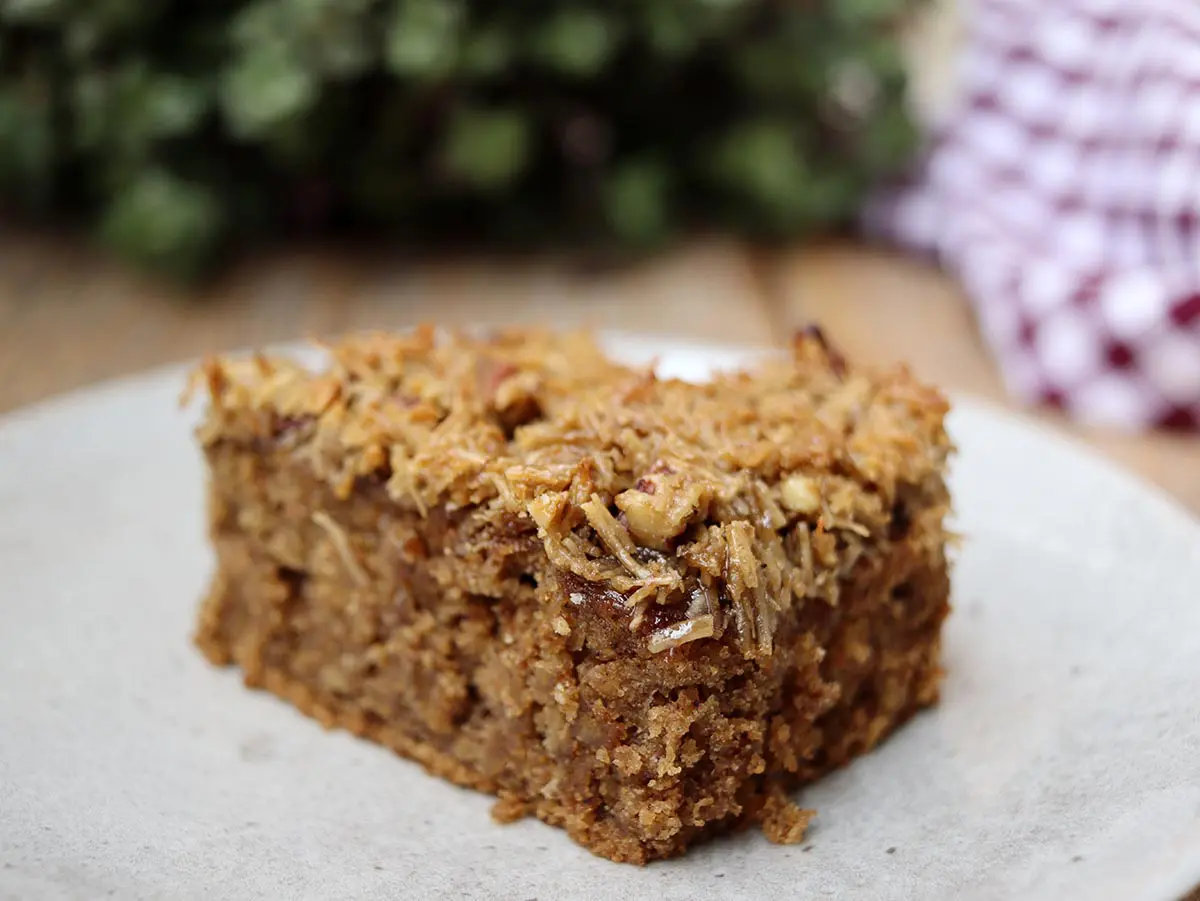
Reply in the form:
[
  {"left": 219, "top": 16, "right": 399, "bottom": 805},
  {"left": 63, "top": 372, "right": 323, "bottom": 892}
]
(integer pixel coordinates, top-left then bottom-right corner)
[{"left": 1, "top": 337, "right": 1199, "bottom": 901}]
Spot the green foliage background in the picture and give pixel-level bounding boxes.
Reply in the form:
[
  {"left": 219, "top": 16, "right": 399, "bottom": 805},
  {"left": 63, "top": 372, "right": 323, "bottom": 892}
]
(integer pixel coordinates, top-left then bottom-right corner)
[{"left": 0, "top": 0, "right": 921, "bottom": 279}]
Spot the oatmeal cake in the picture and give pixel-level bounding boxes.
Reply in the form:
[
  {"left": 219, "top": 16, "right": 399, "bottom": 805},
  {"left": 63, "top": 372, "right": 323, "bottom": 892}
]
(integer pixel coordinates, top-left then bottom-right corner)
[{"left": 191, "top": 326, "right": 952, "bottom": 864}]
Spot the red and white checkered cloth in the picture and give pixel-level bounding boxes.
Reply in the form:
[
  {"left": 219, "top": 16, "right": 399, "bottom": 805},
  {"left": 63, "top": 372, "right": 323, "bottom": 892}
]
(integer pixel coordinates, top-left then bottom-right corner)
[{"left": 867, "top": 0, "right": 1200, "bottom": 431}]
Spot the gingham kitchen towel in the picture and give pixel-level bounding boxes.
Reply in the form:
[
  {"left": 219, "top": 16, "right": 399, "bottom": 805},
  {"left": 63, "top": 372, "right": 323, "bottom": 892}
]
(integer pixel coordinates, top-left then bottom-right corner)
[{"left": 867, "top": 0, "right": 1200, "bottom": 431}]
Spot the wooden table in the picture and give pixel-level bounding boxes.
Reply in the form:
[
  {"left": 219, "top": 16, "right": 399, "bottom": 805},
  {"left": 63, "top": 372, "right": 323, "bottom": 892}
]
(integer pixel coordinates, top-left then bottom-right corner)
[{"left": 1, "top": 231, "right": 1197, "bottom": 518}]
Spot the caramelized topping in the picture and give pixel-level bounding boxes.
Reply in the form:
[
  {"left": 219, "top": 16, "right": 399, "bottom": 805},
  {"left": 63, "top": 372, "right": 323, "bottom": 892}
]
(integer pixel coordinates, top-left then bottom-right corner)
[{"left": 192, "top": 327, "right": 951, "bottom": 657}]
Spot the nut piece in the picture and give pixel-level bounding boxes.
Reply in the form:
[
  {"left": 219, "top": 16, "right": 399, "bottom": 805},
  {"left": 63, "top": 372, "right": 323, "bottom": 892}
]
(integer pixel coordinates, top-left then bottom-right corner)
[
  {"left": 528, "top": 493, "right": 564, "bottom": 532},
  {"left": 781, "top": 474, "right": 821, "bottom": 515},
  {"left": 615, "top": 471, "right": 710, "bottom": 550}
]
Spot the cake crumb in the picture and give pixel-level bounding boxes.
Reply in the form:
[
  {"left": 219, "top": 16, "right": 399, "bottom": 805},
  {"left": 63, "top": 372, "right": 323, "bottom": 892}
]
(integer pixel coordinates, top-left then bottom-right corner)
[
  {"left": 759, "top": 790, "right": 816, "bottom": 845},
  {"left": 490, "top": 794, "right": 532, "bottom": 824}
]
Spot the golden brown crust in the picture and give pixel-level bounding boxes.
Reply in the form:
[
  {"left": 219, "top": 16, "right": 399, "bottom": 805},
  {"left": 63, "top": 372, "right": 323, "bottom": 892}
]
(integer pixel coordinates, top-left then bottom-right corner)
[{"left": 192, "top": 326, "right": 953, "bottom": 863}]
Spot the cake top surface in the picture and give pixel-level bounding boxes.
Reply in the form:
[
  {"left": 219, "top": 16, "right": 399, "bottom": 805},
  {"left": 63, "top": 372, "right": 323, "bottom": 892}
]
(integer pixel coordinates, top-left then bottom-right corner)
[{"left": 192, "top": 327, "right": 951, "bottom": 655}]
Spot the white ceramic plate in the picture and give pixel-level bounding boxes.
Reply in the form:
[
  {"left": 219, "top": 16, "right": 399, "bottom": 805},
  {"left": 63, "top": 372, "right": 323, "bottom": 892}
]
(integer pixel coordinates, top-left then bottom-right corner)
[{"left": 2, "top": 337, "right": 1199, "bottom": 901}]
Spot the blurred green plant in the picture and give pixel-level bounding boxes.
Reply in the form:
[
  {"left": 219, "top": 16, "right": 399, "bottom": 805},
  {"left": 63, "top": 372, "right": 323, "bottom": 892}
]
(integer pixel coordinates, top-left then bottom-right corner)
[{"left": 0, "top": 0, "right": 922, "bottom": 279}]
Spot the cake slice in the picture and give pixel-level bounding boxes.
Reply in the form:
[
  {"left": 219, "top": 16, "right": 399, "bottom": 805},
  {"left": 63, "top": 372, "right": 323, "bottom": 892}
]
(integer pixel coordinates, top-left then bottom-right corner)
[{"left": 191, "top": 327, "right": 952, "bottom": 864}]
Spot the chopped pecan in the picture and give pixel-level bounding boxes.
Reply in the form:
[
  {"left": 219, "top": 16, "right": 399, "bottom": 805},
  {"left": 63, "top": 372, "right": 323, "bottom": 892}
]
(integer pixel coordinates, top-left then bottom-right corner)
[{"left": 615, "top": 470, "right": 710, "bottom": 550}]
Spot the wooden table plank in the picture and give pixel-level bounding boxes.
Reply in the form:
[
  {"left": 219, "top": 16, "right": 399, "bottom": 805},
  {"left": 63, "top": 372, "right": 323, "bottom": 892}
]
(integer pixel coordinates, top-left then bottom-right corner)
[
  {"left": 761, "top": 243, "right": 1200, "bottom": 516},
  {"left": 0, "top": 235, "right": 776, "bottom": 414}
]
